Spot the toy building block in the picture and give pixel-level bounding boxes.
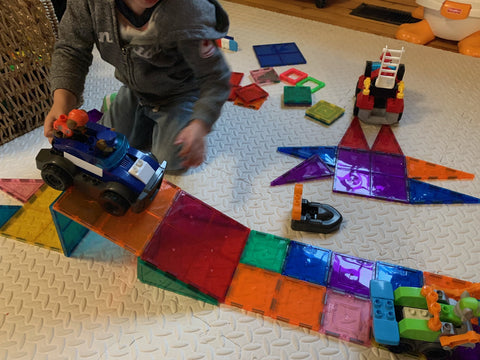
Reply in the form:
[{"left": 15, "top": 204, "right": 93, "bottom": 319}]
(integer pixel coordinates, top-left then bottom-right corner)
[
  {"left": 250, "top": 67, "right": 280, "bottom": 85},
  {"left": 321, "top": 289, "right": 372, "bottom": 345},
  {"left": 305, "top": 100, "right": 345, "bottom": 126},
  {"left": 282, "top": 240, "right": 332, "bottom": 286},
  {"left": 0, "top": 178, "right": 44, "bottom": 203},
  {"left": 370, "top": 279, "right": 400, "bottom": 346},
  {"left": 328, "top": 253, "right": 375, "bottom": 298},
  {"left": 137, "top": 258, "right": 218, "bottom": 305},
  {"left": 283, "top": 86, "right": 312, "bottom": 106},
  {"left": 271, "top": 154, "right": 333, "bottom": 186},
  {"left": 215, "top": 36, "right": 238, "bottom": 51},
  {"left": 277, "top": 146, "right": 337, "bottom": 167},
  {"left": 240, "top": 230, "right": 290, "bottom": 273},
  {"left": 394, "top": 287, "right": 428, "bottom": 308},
  {"left": 406, "top": 156, "right": 475, "bottom": 180},
  {"left": 253, "top": 42, "right": 306, "bottom": 67},
  {"left": 279, "top": 68, "right": 308, "bottom": 85},
  {"left": 290, "top": 182, "right": 342, "bottom": 234},
  {"left": 423, "top": 272, "right": 476, "bottom": 300},
  {"left": 296, "top": 76, "right": 325, "bottom": 93},
  {"left": 141, "top": 191, "right": 250, "bottom": 302}
]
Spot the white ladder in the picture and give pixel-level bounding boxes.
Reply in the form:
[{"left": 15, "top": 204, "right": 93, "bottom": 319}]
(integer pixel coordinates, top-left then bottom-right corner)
[{"left": 375, "top": 46, "right": 404, "bottom": 90}]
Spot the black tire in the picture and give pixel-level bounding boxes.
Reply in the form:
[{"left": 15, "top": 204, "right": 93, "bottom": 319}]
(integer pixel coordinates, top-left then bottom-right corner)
[
  {"left": 41, "top": 164, "right": 73, "bottom": 191},
  {"left": 100, "top": 190, "right": 130, "bottom": 216}
]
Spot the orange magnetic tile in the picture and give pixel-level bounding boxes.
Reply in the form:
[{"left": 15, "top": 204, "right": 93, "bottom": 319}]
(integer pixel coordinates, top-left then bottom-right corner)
[
  {"left": 406, "top": 157, "right": 475, "bottom": 180},
  {"left": 0, "top": 178, "right": 45, "bottom": 203},
  {"left": 233, "top": 97, "right": 266, "bottom": 110},
  {"left": 272, "top": 277, "right": 326, "bottom": 331},
  {"left": 224, "top": 263, "right": 280, "bottom": 316},
  {"left": 423, "top": 272, "right": 474, "bottom": 300},
  {"left": 53, "top": 181, "right": 178, "bottom": 256}
]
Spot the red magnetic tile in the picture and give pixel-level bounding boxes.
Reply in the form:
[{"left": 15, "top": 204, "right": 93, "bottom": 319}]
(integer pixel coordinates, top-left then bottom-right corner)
[
  {"left": 371, "top": 125, "right": 403, "bottom": 155},
  {"left": 279, "top": 68, "right": 308, "bottom": 85},
  {"left": 0, "top": 179, "right": 45, "bottom": 203},
  {"left": 235, "top": 83, "right": 269, "bottom": 103},
  {"left": 141, "top": 191, "right": 250, "bottom": 302},
  {"left": 338, "top": 117, "right": 370, "bottom": 150}
]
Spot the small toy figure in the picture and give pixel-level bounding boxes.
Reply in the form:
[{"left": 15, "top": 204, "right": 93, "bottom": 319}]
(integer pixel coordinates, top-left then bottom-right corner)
[
  {"left": 53, "top": 109, "right": 89, "bottom": 139},
  {"left": 396, "top": 1, "right": 480, "bottom": 57}
]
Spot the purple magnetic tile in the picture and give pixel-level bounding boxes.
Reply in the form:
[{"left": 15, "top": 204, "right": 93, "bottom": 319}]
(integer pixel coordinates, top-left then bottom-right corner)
[
  {"left": 333, "top": 167, "right": 371, "bottom": 196},
  {"left": 328, "top": 253, "right": 375, "bottom": 297},
  {"left": 321, "top": 289, "right": 372, "bottom": 345},
  {"left": 87, "top": 109, "right": 103, "bottom": 123},
  {"left": 271, "top": 155, "right": 333, "bottom": 186},
  {"left": 336, "top": 148, "right": 370, "bottom": 171},
  {"left": 371, "top": 152, "right": 406, "bottom": 177},
  {"left": 371, "top": 173, "right": 409, "bottom": 202}
]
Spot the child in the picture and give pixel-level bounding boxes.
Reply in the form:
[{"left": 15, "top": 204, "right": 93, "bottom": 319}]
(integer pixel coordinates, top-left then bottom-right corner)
[{"left": 44, "top": 0, "right": 232, "bottom": 172}]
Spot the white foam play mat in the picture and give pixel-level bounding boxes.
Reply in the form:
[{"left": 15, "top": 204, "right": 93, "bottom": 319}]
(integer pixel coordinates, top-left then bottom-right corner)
[{"left": 1, "top": 1, "right": 480, "bottom": 359}]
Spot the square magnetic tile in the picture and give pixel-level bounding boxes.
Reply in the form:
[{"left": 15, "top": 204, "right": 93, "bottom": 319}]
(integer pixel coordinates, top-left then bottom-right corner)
[
  {"left": 328, "top": 253, "right": 375, "bottom": 298},
  {"left": 336, "top": 148, "right": 371, "bottom": 171},
  {"left": 296, "top": 76, "right": 325, "bottom": 93},
  {"left": 235, "top": 83, "right": 269, "bottom": 103},
  {"left": 333, "top": 167, "right": 371, "bottom": 196},
  {"left": 371, "top": 173, "right": 409, "bottom": 202},
  {"left": 371, "top": 152, "right": 406, "bottom": 177},
  {"left": 321, "top": 289, "right": 372, "bottom": 345},
  {"left": 282, "top": 241, "right": 332, "bottom": 286},
  {"left": 283, "top": 86, "right": 312, "bottom": 106},
  {"left": 141, "top": 191, "right": 250, "bottom": 302},
  {"left": 305, "top": 100, "right": 345, "bottom": 125},
  {"left": 375, "top": 261, "right": 424, "bottom": 290},
  {"left": 253, "top": 42, "right": 306, "bottom": 67},
  {"left": 279, "top": 68, "right": 308, "bottom": 85},
  {"left": 250, "top": 67, "right": 280, "bottom": 85}
]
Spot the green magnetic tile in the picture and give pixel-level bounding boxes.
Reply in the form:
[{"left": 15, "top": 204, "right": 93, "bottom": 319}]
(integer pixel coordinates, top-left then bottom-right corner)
[
  {"left": 240, "top": 230, "right": 290, "bottom": 272},
  {"left": 296, "top": 76, "right": 325, "bottom": 93},
  {"left": 283, "top": 86, "right": 312, "bottom": 106},
  {"left": 137, "top": 258, "right": 218, "bottom": 305},
  {"left": 306, "top": 100, "right": 345, "bottom": 125}
]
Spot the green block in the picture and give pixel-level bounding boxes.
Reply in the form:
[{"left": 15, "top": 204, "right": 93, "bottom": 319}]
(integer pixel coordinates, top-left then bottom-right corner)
[
  {"left": 440, "top": 303, "right": 462, "bottom": 327},
  {"left": 240, "top": 230, "right": 290, "bottom": 272},
  {"left": 283, "top": 86, "right": 312, "bottom": 106},
  {"left": 306, "top": 100, "right": 345, "bottom": 125},
  {"left": 398, "top": 318, "right": 441, "bottom": 342},
  {"left": 137, "top": 258, "right": 218, "bottom": 305},
  {"left": 394, "top": 287, "right": 428, "bottom": 308}
]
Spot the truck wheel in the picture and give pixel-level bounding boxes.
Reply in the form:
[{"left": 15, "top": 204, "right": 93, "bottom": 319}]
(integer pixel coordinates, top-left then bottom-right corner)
[
  {"left": 41, "top": 164, "right": 73, "bottom": 191},
  {"left": 100, "top": 190, "right": 130, "bottom": 216}
]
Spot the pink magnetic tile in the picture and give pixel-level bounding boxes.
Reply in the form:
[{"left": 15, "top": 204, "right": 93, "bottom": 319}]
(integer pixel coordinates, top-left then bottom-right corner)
[
  {"left": 279, "top": 68, "right": 308, "bottom": 85},
  {"left": 235, "top": 83, "right": 269, "bottom": 103},
  {"left": 250, "top": 67, "right": 280, "bottom": 85},
  {"left": 321, "top": 289, "right": 372, "bottom": 345},
  {"left": 0, "top": 179, "right": 45, "bottom": 203},
  {"left": 141, "top": 191, "right": 250, "bottom": 302}
]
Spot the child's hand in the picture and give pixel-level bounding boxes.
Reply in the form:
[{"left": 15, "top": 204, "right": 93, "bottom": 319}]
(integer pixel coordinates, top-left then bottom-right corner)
[
  {"left": 174, "top": 119, "right": 210, "bottom": 168},
  {"left": 44, "top": 89, "right": 78, "bottom": 142}
]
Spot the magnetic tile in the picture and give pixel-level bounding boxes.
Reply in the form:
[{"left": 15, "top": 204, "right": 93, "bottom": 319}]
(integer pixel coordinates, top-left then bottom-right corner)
[
  {"left": 141, "top": 191, "right": 250, "bottom": 302},
  {"left": 406, "top": 156, "right": 474, "bottom": 180},
  {"left": 336, "top": 148, "right": 371, "bottom": 171},
  {"left": 235, "top": 83, "right": 269, "bottom": 103},
  {"left": 371, "top": 173, "right": 409, "bottom": 202},
  {"left": 240, "top": 230, "right": 290, "bottom": 273},
  {"left": 333, "top": 167, "right": 371, "bottom": 196},
  {"left": 282, "top": 241, "right": 332, "bottom": 286},
  {"left": 0, "top": 178, "right": 44, "bottom": 203},
  {"left": 408, "top": 179, "right": 480, "bottom": 204},
  {"left": 0, "top": 205, "right": 21, "bottom": 228},
  {"left": 250, "top": 67, "right": 280, "bottom": 85},
  {"left": 253, "top": 42, "right": 306, "bottom": 67},
  {"left": 279, "top": 68, "right": 308, "bottom": 85},
  {"left": 371, "top": 125, "right": 403, "bottom": 155},
  {"left": 233, "top": 96, "right": 266, "bottom": 110},
  {"left": 328, "top": 253, "right": 375, "bottom": 298},
  {"left": 283, "top": 86, "right": 312, "bottom": 106},
  {"left": 50, "top": 204, "right": 89, "bottom": 256},
  {"left": 277, "top": 146, "right": 337, "bottom": 167},
  {"left": 272, "top": 277, "right": 326, "bottom": 331},
  {"left": 271, "top": 154, "right": 333, "bottom": 186},
  {"left": 321, "top": 289, "right": 372, "bottom": 345},
  {"left": 296, "top": 76, "right": 325, "bottom": 93},
  {"left": 338, "top": 117, "right": 370, "bottom": 150},
  {"left": 375, "top": 261, "right": 424, "bottom": 290},
  {"left": 305, "top": 100, "right": 345, "bottom": 125},
  {"left": 371, "top": 152, "right": 406, "bottom": 177}
]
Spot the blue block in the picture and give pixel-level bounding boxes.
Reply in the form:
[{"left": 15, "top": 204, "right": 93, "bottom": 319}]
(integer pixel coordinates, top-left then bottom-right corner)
[
  {"left": 409, "top": 179, "right": 480, "bottom": 204},
  {"left": 253, "top": 42, "right": 306, "bottom": 67},
  {"left": 50, "top": 203, "right": 88, "bottom": 257},
  {"left": 282, "top": 241, "right": 332, "bottom": 286},
  {"left": 376, "top": 261, "right": 423, "bottom": 290},
  {"left": 277, "top": 146, "right": 337, "bottom": 167},
  {"left": 370, "top": 279, "right": 400, "bottom": 346}
]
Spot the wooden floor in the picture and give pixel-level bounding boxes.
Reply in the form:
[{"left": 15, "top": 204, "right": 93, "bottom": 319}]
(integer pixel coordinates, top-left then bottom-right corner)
[{"left": 224, "top": 0, "right": 459, "bottom": 53}]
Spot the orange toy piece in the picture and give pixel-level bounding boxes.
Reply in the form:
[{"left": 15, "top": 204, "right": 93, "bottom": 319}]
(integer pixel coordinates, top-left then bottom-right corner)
[
  {"left": 53, "top": 114, "right": 72, "bottom": 138},
  {"left": 292, "top": 183, "right": 303, "bottom": 221},
  {"left": 440, "top": 330, "right": 480, "bottom": 348},
  {"left": 421, "top": 285, "right": 442, "bottom": 331}
]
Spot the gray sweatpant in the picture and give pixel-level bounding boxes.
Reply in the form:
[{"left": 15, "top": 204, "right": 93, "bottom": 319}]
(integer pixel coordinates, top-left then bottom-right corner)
[{"left": 101, "top": 85, "right": 199, "bottom": 171}]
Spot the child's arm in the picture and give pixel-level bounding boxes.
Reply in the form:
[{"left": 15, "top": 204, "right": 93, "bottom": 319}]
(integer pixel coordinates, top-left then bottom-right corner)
[
  {"left": 174, "top": 119, "right": 210, "bottom": 168},
  {"left": 44, "top": 89, "right": 78, "bottom": 141}
]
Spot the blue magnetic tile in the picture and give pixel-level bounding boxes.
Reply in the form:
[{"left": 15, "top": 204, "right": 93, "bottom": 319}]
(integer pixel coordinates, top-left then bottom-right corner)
[
  {"left": 0, "top": 205, "right": 21, "bottom": 228},
  {"left": 282, "top": 241, "right": 332, "bottom": 286},
  {"left": 371, "top": 173, "right": 409, "bottom": 202},
  {"left": 253, "top": 42, "right": 306, "bottom": 67},
  {"left": 277, "top": 146, "right": 337, "bottom": 167},
  {"left": 375, "top": 262, "right": 423, "bottom": 290},
  {"left": 50, "top": 204, "right": 88, "bottom": 257},
  {"left": 408, "top": 179, "right": 480, "bottom": 204}
]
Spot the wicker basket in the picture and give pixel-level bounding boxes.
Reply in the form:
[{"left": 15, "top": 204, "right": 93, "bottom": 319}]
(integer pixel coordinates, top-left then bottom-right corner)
[{"left": 0, "top": 0, "right": 57, "bottom": 145}]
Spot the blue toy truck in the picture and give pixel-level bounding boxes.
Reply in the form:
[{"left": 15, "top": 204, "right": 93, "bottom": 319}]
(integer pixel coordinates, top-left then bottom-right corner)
[{"left": 36, "top": 120, "right": 166, "bottom": 216}]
